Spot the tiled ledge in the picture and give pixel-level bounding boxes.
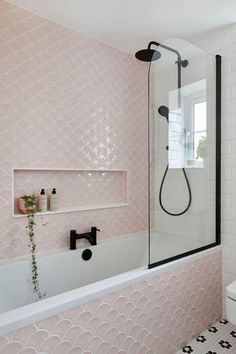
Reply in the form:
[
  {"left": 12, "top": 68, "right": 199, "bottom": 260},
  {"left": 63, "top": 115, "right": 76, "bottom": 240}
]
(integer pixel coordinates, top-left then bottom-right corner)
[
  {"left": 13, "top": 168, "right": 129, "bottom": 217},
  {"left": 13, "top": 202, "right": 129, "bottom": 218}
]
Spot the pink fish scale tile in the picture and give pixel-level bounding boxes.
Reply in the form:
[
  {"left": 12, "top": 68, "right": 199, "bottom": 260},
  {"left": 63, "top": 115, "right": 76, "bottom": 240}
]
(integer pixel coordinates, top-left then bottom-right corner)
[
  {"left": 0, "top": 251, "right": 221, "bottom": 353},
  {"left": 0, "top": 0, "right": 148, "bottom": 259}
]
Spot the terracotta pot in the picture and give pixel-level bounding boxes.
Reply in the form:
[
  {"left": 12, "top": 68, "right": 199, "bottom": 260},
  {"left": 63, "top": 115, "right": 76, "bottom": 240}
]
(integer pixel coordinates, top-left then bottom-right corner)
[{"left": 19, "top": 198, "right": 37, "bottom": 214}]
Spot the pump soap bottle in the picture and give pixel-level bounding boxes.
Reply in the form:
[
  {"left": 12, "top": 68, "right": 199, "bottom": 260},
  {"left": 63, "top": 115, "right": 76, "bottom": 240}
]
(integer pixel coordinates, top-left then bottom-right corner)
[
  {"left": 50, "top": 188, "right": 59, "bottom": 211},
  {"left": 38, "top": 189, "right": 47, "bottom": 212}
]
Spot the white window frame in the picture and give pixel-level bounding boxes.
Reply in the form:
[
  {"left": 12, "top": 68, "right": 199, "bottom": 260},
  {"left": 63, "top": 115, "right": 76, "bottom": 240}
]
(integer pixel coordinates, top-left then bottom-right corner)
[{"left": 184, "top": 89, "right": 207, "bottom": 164}]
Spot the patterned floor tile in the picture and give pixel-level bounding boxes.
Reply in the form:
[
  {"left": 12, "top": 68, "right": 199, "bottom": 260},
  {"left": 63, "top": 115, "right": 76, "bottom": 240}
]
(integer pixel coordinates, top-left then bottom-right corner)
[{"left": 176, "top": 319, "right": 236, "bottom": 354}]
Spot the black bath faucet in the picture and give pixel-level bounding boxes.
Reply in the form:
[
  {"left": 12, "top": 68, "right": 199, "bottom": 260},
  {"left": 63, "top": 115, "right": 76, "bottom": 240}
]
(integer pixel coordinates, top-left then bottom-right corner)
[{"left": 69, "top": 227, "right": 100, "bottom": 250}]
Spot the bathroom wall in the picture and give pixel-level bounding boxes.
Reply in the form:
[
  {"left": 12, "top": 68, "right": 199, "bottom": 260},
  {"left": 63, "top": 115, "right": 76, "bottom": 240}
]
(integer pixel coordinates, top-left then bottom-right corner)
[
  {"left": 193, "top": 24, "right": 236, "bottom": 312},
  {"left": 0, "top": 250, "right": 222, "bottom": 354},
  {"left": 0, "top": 2, "right": 224, "bottom": 352},
  {"left": 0, "top": 0, "right": 148, "bottom": 260}
]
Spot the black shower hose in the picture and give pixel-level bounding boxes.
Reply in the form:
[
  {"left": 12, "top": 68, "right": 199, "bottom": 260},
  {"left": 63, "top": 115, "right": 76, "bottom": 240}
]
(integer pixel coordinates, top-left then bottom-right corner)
[{"left": 159, "top": 164, "right": 192, "bottom": 216}]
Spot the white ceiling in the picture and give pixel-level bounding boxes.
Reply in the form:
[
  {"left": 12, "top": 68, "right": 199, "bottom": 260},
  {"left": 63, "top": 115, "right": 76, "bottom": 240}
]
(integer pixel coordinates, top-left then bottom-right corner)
[{"left": 7, "top": 0, "right": 236, "bottom": 54}]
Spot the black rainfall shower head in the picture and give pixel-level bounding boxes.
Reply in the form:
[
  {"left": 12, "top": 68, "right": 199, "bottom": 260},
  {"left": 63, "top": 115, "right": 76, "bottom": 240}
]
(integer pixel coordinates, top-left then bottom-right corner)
[
  {"left": 158, "top": 105, "right": 169, "bottom": 122},
  {"left": 135, "top": 48, "right": 161, "bottom": 62}
]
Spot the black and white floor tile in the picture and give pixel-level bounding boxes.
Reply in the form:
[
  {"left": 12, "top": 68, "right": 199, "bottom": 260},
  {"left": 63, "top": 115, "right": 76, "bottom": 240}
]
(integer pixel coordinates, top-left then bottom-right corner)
[{"left": 176, "top": 319, "right": 236, "bottom": 354}]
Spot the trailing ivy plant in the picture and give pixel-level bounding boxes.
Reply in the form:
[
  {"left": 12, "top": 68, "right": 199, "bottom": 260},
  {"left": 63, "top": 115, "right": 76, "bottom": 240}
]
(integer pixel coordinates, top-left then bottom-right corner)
[{"left": 22, "top": 194, "right": 45, "bottom": 300}]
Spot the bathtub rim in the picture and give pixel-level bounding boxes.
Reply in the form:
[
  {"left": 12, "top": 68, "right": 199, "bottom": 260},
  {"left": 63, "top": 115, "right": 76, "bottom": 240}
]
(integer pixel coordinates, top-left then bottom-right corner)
[
  {"left": 0, "top": 231, "right": 146, "bottom": 267},
  {"left": 0, "top": 245, "right": 221, "bottom": 336}
]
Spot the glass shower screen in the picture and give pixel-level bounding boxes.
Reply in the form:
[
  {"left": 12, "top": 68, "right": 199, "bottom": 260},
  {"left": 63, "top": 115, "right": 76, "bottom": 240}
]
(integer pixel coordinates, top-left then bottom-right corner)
[{"left": 148, "top": 38, "right": 221, "bottom": 267}]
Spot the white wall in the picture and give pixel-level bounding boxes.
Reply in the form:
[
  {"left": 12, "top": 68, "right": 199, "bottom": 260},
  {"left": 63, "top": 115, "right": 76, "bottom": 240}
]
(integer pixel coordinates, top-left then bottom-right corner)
[{"left": 195, "top": 24, "right": 236, "bottom": 312}]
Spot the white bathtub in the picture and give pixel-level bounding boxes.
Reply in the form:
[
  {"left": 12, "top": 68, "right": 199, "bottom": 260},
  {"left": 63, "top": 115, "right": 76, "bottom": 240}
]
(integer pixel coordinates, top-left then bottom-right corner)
[{"left": 0, "top": 232, "right": 218, "bottom": 336}]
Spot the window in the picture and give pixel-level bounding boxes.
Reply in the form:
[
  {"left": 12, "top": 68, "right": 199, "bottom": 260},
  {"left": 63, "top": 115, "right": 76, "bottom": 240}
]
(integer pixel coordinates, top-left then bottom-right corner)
[
  {"left": 185, "top": 93, "right": 207, "bottom": 167},
  {"left": 192, "top": 100, "right": 207, "bottom": 162},
  {"left": 168, "top": 80, "right": 207, "bottom": 169}
]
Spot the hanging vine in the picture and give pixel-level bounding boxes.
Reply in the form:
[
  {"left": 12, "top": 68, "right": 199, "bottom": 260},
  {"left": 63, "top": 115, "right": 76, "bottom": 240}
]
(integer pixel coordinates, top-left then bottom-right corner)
[{"left": 23, "top": 195, "right": 45, "bottom": 300}]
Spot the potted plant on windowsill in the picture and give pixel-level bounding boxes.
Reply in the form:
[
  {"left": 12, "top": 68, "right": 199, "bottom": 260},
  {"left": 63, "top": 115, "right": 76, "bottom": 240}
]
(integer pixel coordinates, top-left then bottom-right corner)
[
  {"left": 196, "top": 135, "right": 206, "bottom": 161},
  {"left": 187, "top": 136, "right": 206, "bottom": 168}
]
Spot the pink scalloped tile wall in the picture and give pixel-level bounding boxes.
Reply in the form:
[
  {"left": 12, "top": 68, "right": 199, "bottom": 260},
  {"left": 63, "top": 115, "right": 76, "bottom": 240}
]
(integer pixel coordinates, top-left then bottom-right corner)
[
  {"left": 0, "top": 250, "right": 222, "bottom": 353},
  {"left": 0, "top": 0, "right": 148, "bottom": 259}
]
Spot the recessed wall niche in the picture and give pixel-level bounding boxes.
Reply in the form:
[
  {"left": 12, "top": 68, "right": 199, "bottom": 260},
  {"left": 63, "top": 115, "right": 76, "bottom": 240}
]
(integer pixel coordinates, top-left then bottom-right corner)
[{"left": 13, "top": 169, "right": 128, "bottom": 217}]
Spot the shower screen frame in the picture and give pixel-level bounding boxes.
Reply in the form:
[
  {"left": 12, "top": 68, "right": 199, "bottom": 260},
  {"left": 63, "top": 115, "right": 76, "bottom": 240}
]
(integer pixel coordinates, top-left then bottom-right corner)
[{"left": 148, "top": 54, "right": 221, "bottom": 269}]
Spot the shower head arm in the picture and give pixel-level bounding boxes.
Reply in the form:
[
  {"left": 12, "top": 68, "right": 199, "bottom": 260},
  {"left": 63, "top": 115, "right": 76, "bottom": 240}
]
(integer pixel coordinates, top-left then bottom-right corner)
[
  {"left": 147, "top": 41, "right": 182, "bottom": 62},
  {"left": 147, "top": 40, "right": 188, "bottom": 93}
]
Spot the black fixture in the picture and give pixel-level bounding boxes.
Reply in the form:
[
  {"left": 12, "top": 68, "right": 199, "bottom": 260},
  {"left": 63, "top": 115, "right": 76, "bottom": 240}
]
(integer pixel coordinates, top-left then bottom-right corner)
[
  {"left": 135, "top": 41, "right": 188, "bottom": 96},
  {"left": 215, "top": 55, "right": 221, "bottom": 246},
  {"left": 82, "top": 249, "right": 92, "bottom": 261},
  {"left": 158, "top": 101, "right": 192, "bottom": 217},
  {"left": 135, "top": 41, "right": 192, "bottom": 217},
  {"left": 158, "top": 105, "right": 169, "bottom": 122},
  {"left": 135, "top": 48, "right": 161, "bottom": 62},
  {"left": 69, "top": 227, "right": 100, "bottom": 250}
]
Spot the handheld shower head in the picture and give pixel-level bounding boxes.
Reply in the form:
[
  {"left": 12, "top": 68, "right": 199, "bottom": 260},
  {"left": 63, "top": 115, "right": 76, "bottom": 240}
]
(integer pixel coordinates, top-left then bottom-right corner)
[
  {"left": 158, "top": 105, "right": 169, "bottom": 122},
  {"left": 135, "top": 48, "right": 161, "bottom": 62}
]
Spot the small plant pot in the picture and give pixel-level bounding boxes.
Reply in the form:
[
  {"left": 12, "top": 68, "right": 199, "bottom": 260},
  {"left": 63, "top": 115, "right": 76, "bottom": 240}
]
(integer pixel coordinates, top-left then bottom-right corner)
[
  {"left": 19, "top": 198, "right": 37, "bottom": 214},
  {"left": 187, "top": 159, "right": 197, "bottom": 167}
]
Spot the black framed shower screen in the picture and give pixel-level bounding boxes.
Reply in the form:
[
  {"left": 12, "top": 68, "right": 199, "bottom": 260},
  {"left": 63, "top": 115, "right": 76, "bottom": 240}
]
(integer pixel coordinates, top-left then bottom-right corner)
[{"left": 148, "top": 54, "right": 221, "bottom": 269}]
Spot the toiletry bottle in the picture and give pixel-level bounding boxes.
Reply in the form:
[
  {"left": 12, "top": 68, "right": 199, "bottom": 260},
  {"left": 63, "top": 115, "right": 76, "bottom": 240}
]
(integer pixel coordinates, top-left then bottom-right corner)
[
  {"left": 50, "top": 188, "right": 59, "bottom": 211},
  {"left": 38, "top": 189, "right": 47, "bottom": 212}
]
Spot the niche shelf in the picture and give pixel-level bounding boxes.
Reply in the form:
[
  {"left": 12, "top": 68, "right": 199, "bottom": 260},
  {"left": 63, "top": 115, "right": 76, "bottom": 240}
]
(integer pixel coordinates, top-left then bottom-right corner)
[{"left": 13, "top": 168, "right": 129, "bottom": 217}]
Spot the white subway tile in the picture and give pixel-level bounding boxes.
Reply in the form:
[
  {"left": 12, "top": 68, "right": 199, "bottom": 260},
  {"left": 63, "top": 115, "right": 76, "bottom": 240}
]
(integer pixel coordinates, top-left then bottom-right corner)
[
  {"left": 231, "top": 248, "right": 236, "bottom": 262},
  {"left": 231, "top": 57, "right": 236, "bottom": 73},
  {"left": 230, "top": 221, "right": 236, "bottom": 235},
  {"left": 223, "top": 58, "right": 232, "bottom": 74},
  {"left": 221, "top": 114, "right": 232, "bottom": 128},
  {"left": 222, "top": 181, "right": 236, "bottom": 194},
  {"left": 222, "top": 207, "right": 236, "bottom": 221},
  {"left": 222, "top": 245, "right": 232, "bottom": 260},
  {"left": 222, "top": 141, "right": 231, "bottom": 155},
  {"left": 231, "top": 167, "right": 236, "bottom": 181},
  {"left": 231, "top": 86, "right": 236, "bottom": 99},
  {"left": 222, "top": 167, "right": 231, "bottom": 181},
  {"left": 223, "top": 273, "right": 235, "bottom": 286},
  {"left": 218, "top": 43, "right": 236, "bottom": 58},
  {"left": 222, "top": 127, "right": 236, "bottom": 141},
  {"left": 223, "top": 87, "right": 232, "bottom": 101},
  {"left": 222, "top": 233, "right": 236, "bottom": 246},
  {"left": 223, "top": 74, "right": 236, "bottom": 88},
  {"left": 222, "top": 194, "right": 231, "bottom": 207},
  {"left": 231, "top": 194, "right": 236, "bottom": 208},
  {"left": 231, "top": 141, "right": 236, "bottom": 153},
  {"left": 222, "top": 99, "right": 236, "bottom": 115},
  {"left": 222, "top": 260, "right": 236, "bottom": 275},
  {"left": 231, "top": 25, "right": 236, "bottom": 44},
  {"left": 222, "top": 220, "right": 231, "bottom": 233}
]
